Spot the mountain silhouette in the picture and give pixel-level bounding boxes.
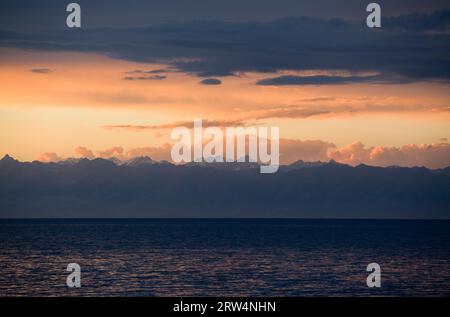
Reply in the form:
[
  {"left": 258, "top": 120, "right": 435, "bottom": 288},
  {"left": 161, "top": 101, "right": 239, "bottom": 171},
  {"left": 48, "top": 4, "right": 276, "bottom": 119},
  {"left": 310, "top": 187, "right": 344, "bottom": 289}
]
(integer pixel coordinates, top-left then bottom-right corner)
[
  {"left": 121, "top": 156, "right": 155, "bottom": 166},
  {"left": 0, "top": 155, "right": 449, "bottom": 218}
]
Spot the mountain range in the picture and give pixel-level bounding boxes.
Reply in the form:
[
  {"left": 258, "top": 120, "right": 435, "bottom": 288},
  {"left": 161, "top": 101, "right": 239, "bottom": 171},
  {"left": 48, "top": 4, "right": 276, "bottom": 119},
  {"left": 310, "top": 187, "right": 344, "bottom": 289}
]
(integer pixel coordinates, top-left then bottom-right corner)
[{"left": 1, "top": 154, "right": 449, "bottom": 218}]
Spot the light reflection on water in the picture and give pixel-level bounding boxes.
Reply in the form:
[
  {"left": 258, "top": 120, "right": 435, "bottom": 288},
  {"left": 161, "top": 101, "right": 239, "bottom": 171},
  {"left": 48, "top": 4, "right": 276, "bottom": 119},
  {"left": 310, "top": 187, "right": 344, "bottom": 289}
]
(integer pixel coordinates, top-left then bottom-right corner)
[{"left": 0, "top": 219, "right": 449, "bottom": 296}]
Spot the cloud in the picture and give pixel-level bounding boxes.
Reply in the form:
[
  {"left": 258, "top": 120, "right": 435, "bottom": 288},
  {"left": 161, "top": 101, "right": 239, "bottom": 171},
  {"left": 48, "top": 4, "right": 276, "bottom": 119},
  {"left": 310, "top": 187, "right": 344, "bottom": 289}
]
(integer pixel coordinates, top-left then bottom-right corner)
[
  {"left": 199, "top": 78, "right": 222, "bottom": 85},
  {"left": 30, "top": 68, "right": 52, "bottom": 74},
  {"left": 37, "top": 139, "right": 450, "bottom": 169},
  {"left": 245, "top": 101, "right": 450, "bottom": 120},
  {"left": 38, "top": 152, "right": 62, "bottom": 162},
  {"left": 296, "top": 97, "right": 336, "bottom": 102},
  {"left": 123, "top": 75, "right": 167, "bottom": 81},
  {"left": 73, "top": 145, "right": 172, "bottom": 162},
  {"left": 256, "top": 75, "right": 412, "bottom": 86},
  {"left": 3, "top": 10, "right": 449, "bottom": 83},
  {"left": 329, "top": 142, "right": 371, "bottom": 165},
  {"left": 96, "top": 146, "right": 124, "bottom": 159},
  {"left": 74, "top": 146, "right": 95, "bottom": 159},
  {"left": 279, "top": 139, "right": 335, "bottom": 164},
  {"left": 249, "top": 106, "right": 336, "bottom": 119},
  {"left": 83, "top": 91, "right": 196, "bottom": 106},
  {"left": 125, "top": 144, "right": 172, "bottom": 161},
  {"left": 329, "top": 141, "right": 450, "bottom": 169},
  {"left": 104, "top": 118, "right": 250, "bottom": 131},
  {"left": 280, "top": 139, "right": 450, "bottom": 168},
  {"left": 125, "top": 69, "right": 169, "bottom": 74},
  {"left": 103, "top": 98, "right": 449, "bottom": 129},
  {"left": 383, "top": 10, "right": 450, "bottom": 32},
  {"left": 85, "top": 92, "right": 150, "bottom": 105},
  {"left": 2, "top": 0, "right": 448, "bottom": 33}
]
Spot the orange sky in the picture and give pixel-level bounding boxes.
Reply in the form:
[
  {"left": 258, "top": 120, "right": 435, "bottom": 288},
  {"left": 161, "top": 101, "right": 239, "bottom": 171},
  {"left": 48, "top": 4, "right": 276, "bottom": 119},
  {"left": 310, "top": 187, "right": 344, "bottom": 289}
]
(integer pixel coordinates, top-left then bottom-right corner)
[{"left": 0, "top": 48, "right": 449, "bottom": 166}]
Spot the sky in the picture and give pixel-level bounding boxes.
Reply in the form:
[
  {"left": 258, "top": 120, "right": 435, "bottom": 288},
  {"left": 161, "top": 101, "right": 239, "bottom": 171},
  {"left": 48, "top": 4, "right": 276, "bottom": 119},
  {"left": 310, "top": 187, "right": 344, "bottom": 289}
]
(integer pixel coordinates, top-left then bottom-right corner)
[{"left": 0, "top": 0, "right": 449, "bottom": 168}]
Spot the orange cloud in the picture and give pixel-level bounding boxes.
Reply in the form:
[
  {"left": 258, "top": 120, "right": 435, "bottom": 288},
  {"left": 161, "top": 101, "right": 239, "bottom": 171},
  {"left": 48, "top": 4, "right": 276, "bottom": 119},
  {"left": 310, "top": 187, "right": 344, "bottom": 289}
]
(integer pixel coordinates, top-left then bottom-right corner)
[
  {"left": 38, "top": 140, "right": 450, "bottom": 169},
  {"left": 74, "top": 146, "right": 95, "bottom": 159},
  {"left": 74, "top": 145, "right": 173, "bottom": 162},
  {"left": 38, "top": 152, "right": 63, "bottom": 162},
  {"left": 329, "top": 142, "right": 450, "bottom": 169},
  {"left": 96, "top": 146, "right": 125, "bottom": 159},
  {"left": 125, "top": 144, "right": 172, "bottom": 161},
  {"left": 329, "top": 142, "right": 371, "bottom": 165},
  {"left": 104, "top": 119, "right": 250, "bottom": 131},
  {"left": 279, "top": 139, "right": 335, "bottom": 163}
]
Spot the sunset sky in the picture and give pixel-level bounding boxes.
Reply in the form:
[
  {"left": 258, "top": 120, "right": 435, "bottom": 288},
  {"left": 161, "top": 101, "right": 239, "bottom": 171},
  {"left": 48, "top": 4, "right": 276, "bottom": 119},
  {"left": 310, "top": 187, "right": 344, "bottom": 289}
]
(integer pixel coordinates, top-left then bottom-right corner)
[{"left": 0, "top": 0, "right": 449, "bottom": 168}]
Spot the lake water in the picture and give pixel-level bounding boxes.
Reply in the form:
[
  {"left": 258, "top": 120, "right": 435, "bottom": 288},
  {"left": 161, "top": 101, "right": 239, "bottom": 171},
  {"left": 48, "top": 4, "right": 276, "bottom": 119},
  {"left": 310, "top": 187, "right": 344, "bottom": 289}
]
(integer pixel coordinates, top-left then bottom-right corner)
[{"left": 0, "top": 219, "right": 449, "bottom": 296}]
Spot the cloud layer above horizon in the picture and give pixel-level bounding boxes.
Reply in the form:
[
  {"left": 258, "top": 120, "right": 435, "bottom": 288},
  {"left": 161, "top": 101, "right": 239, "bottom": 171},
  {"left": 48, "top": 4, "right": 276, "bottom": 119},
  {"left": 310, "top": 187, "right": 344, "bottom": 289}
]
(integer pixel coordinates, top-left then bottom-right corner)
[
  {"left": 36, "top": 139, "right": 450, "bottom": 169},
  {"left": 0, "top": 1, "right": 449, "bottom": 167},
  {"left": 1, "top": 10, "right": 449, "bottom": 84}
]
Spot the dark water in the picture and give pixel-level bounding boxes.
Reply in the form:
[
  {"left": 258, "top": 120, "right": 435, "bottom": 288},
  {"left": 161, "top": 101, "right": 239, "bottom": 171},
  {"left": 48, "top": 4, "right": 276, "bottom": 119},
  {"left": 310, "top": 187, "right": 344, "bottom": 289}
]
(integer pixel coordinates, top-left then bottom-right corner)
[{"left": 0, "top": 219, "right": 449, "bottom": 297}]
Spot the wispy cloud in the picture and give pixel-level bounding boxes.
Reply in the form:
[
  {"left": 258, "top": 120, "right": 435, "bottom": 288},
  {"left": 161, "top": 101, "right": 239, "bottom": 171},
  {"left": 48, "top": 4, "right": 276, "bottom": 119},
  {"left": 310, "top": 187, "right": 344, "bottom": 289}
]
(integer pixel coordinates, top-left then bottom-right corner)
[
  {"left": 125, "top": 69, "right": 170, "bottom": 74},
  {"left": 104, "top": 119, "right": 250, "bottom": 131},
  {"left": 30, "top": 68, "right": 52, "bottom": 74},
  {"left": 123, "top": 75, "right": 167, "bottom": 81},
  {"left": 199, "top": 78, "right": 222, "bottom": 85},
  {"left": 256, "top": 75, "right": 413, "bottom": 86}
]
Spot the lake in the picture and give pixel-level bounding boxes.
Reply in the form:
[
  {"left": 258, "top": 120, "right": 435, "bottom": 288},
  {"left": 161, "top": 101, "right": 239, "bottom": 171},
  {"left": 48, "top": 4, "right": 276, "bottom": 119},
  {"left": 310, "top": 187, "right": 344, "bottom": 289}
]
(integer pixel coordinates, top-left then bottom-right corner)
[{"left": 0, "top": 219, "right": 449, "bottom": 296}]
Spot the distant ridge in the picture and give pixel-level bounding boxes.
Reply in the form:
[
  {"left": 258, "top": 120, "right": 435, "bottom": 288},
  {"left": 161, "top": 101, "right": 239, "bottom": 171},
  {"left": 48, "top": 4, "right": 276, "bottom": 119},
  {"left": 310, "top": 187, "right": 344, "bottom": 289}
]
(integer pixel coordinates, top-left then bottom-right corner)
[
  {"left": 121, "top": 156, "right": 155, "bottom": 166},
  {"left": 1, "top": 154, "right": 449, "bottom": 219},
  {"left": 0, "top": 154, "right": 17, "bottom": 164},
  {"left": 3, "top": 155, "right": 447, "bottom": 171}
]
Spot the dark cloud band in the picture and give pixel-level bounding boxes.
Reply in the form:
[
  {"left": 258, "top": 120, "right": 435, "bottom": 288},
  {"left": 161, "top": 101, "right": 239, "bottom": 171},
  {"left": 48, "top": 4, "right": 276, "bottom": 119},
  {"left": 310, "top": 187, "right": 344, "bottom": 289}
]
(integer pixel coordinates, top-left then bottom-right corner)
[{"left": 1, "top": 10, "right": 449, "bottom": 84}]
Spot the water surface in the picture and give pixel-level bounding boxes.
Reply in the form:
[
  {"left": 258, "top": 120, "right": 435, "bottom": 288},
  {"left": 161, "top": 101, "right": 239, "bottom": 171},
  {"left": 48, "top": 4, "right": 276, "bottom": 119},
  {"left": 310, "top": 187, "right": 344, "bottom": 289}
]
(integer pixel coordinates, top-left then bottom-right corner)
[{"left": 0, "top": 219, "right": 449, "bottom": 296}]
